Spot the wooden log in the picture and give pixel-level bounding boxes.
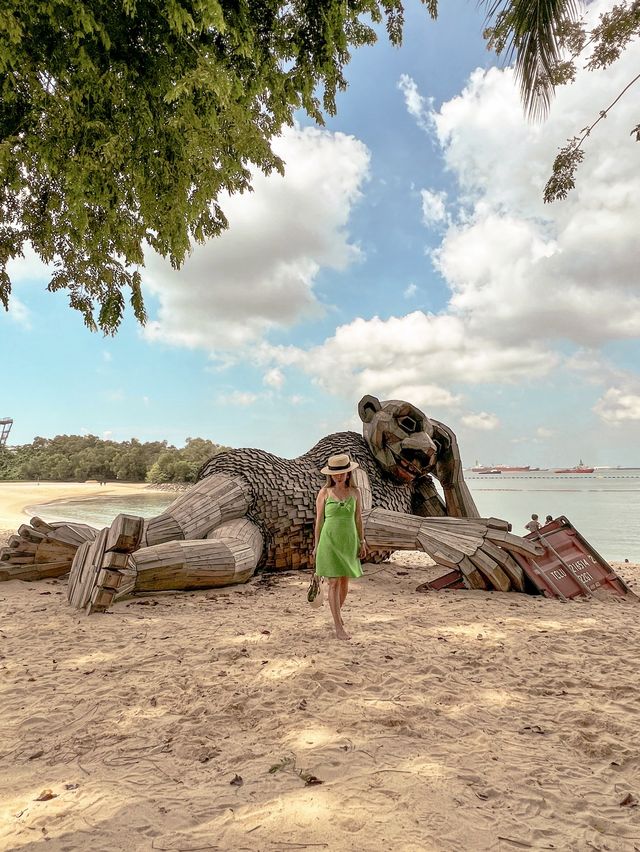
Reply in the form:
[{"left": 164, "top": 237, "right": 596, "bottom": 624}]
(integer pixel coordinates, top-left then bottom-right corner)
[
  {"left": 458, "top": 556, "right": 489, "bottom": 590},
  {"left": 105, "top": 514, "right": 144, "bottom": 553},
  {"left": 144, "top": 514, "right": 184, "bottom": 547},
  {"left": 132, "top": 537, "right": 258, "bottom": 592},
  {"left": 67, "top": 541, "right": 91, "bottom": 604},
  {"left": 17, "top": 525, "right": 46, "bottom": 543},
  {"left": 30, "top": 516, "right": 56, "bottom": 532},
  {"left": 34, "top": 541, "right": 77, "bottom": 563},
  {"left": 485, "top": 529, "right": 545, "bottom": 557},
  {"left": 0, "top": 560, "right": 72, "bottom": 581},
  {"left": 481, "top": 540, "right": 525, "bottom": 592},
  {"left": 47, "top": 524, "right": 99, "bottom": 548},
  {"left": 1, "top": 553, "right": 35, "bottom": 564},
  {"left": 166, "top": 475, "right": 250, "bottom": 539},
  {"left": 469, "top": 550, "right": 511, "bottom": 592},
  {"left": 102, "top": 550, "right": 131, "bottom": 570},
  {"left": 96, "top": 568, "right": 123, "bottom": 590},
  {"left": 69, "top": 528, "right": 108, "bottom": 610},
  {"left": 8, "top": 536, "right": 37, "bottom": 552}
]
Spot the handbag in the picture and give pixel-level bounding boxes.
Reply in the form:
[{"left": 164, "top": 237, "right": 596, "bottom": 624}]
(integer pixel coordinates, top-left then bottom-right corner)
[{"left": 307, "top": 574, "right": 324, "bottom": 608}]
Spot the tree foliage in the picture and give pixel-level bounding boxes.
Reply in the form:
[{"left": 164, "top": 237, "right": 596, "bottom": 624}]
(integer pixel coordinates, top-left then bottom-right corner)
[
  {"left": 484, "top": 0, "right": 640, "bottom": 201},
  {"left": 0, "top": 0, "right": 437, "bottom": 332},
  {"left": 0, "top": 433, "right": 228, "bottom": 482}
]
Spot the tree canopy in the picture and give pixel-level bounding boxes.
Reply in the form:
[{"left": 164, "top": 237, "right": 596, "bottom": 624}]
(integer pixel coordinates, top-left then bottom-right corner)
[
  {"left": 1, "top": 0, "right": 636, "bottom": 331},
  {"left": 0, "top": 433, "right": 228, "bottom": 482},
  {"left": 0, "top": 0, "right": 437, "bottom": 332}
]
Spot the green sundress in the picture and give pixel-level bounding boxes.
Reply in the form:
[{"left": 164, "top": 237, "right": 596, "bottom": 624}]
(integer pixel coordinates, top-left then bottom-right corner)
[{"left": 315, "top": 496, "right": 363, "bottom": 579}]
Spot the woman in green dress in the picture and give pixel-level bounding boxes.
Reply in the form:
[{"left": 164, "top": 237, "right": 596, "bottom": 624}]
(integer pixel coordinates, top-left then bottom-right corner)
[{"left": 313, "top": 453, "right": 368, "bottom": 640}]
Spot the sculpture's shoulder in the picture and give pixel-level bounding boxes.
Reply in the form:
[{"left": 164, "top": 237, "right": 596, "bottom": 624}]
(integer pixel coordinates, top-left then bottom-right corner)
[{"left": 197, "top": 446, "right": 302, "bottom": 484}]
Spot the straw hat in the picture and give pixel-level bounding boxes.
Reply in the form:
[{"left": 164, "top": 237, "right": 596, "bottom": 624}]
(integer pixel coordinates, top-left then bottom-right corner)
[{"left": 320, "top": 453, "right": 359, "bottom": 475}]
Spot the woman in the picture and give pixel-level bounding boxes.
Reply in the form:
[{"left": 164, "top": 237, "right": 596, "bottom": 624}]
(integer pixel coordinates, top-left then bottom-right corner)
[{"left": 313, "top": 453, "right": 367, "bottom": 640}]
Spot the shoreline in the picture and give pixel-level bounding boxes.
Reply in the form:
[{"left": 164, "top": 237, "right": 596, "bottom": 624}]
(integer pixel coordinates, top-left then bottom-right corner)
[{"left": 0, "top": 481, "right": 155, "bottom": 544}]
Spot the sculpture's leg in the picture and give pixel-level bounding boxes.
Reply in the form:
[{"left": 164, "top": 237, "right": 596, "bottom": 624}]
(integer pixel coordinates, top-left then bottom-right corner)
[
  {"left": 143, "top": 474, "right": 251, "bottom": 546},
  {"left": 125, "top": 518, "right": 264, "bottom": 594},
  {"left": 362, "top": 508, "right": 543, "bottom": 592}
]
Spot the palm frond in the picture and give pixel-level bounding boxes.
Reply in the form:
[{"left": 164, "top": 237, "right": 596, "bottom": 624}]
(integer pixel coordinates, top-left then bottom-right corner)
[{"left": 483, "top": 0, "right": 583, "bottom": 119}]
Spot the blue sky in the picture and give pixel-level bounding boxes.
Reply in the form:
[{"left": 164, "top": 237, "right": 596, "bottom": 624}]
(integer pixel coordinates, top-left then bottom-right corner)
[{"left": 2, "top": 0, "right": 640, "bottom": 467}]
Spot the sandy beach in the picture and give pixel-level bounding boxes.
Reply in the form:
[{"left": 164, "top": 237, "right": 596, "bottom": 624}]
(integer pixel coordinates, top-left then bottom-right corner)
[
  {"left": 1, "top": 485, "right": 639, "bottom": 851},
  {"left": 0, "top": 481, "right": 152, "bottom": 543}
]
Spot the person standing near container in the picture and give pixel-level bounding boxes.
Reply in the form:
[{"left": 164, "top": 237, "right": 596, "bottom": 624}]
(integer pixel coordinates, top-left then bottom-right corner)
[
  {"left": 525, "top": 514, "right": 541, "bottom": 532},
  {"left": 313, "top": 453, "right": 367, "bottom": 640}
]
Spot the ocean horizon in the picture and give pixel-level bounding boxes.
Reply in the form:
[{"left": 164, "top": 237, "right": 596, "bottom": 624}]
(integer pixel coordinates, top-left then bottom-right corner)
[{"left": 28, "top": 468, "right": 640, "bottom": 563}]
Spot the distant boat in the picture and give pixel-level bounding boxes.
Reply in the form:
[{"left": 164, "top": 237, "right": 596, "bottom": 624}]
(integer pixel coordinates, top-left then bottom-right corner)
[
  {"left": 471, "top": 464, "right": 529, "bottom": 473},
  {"left": 554, "top": 460, "right": 594, "bottom": 474}
]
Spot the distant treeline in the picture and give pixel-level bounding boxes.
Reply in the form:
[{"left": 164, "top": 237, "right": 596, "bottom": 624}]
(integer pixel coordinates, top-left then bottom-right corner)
[{"left": 0, "top": 435, "right": 229, "bottom": 483}]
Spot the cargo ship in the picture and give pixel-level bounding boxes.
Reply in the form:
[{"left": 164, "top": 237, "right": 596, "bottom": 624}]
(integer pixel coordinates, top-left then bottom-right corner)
[
  {"left": 471, "top": 464, "right": 530, "bottom": 473},
  {"left": 554, "top": 460, "right": 594, "bottom": 474}
]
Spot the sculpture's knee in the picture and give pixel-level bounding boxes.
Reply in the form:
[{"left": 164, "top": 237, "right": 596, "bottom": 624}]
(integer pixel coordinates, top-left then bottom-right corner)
[{"left": 143, "top": 475, "right": 251, "bottom": 545}]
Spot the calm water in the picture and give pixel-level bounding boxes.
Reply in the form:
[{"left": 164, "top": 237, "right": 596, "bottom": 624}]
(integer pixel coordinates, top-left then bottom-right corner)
[
  {"left": 28, "top": 493, "right": 175, "bottom": 528},
  {"left": 465, "top": 470, "right": 640, "bottom": 562},
  {"left": 28, "top": 471, "right": 640, "bottom": 562}
]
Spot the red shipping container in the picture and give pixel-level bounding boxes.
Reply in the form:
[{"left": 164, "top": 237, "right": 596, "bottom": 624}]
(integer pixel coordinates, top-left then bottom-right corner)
[{"left": 515, "top": 516, "right": 636, "bottom": 600}]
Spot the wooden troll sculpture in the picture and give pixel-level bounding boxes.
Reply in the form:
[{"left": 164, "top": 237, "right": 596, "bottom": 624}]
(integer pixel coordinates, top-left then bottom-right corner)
[{"left": 2, "top": 395, "right": 543, "bottom": 612}]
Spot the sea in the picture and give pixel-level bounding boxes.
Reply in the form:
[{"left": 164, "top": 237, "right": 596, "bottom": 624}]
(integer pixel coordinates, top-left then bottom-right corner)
[{"left": 29, "top": 470, "right": 640, "bottom": 562}]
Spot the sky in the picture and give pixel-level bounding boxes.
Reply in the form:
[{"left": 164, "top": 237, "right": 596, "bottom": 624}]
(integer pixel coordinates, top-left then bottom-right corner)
[{"left": 1, "top": 0, "right": 640, "bottom": 468}]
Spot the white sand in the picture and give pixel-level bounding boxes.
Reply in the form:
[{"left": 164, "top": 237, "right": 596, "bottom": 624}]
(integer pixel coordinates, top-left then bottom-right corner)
[
  {"left": 0, "top": 481, "right": 152, "bottom": 540},
  {"left": 1, "top": 487, "right": 640, "bottom": 850}
]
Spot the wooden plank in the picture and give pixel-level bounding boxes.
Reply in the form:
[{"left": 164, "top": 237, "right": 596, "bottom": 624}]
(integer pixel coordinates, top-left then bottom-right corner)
[
  {"left": 30, "top": 516, "right": 56, "bottom": 532},
  {"left": 485, "top": 529, "right": 545, "bottom": 557},
  {"left": 17, "top": 525, "right": 46, "bottom": 543},
  {"left": 102, "top": 550, "right": 131, "bottom": 569},
  {"left": 458, "top": 556, "right": 488, "bottom": 590},
  {"left": 105, "top": 514, "right": 144, "bottom": 553},
  {"left": 67, "top": 541, "right": 91, "bottom": 604},
  {"left": 34, "top": 541, "right": 77, "bottom": 563},
  {"left": 469, "top": 551, "right": 511, "bottom": 592},
  {"left": 96, "top": 568, "right": 123, "bottom": 590},
  {"left": 0, "top": 560, "right": 72, "bottom": 581},
  {"left": 482, "top": 540, "right": 526, "bottom": 592}
]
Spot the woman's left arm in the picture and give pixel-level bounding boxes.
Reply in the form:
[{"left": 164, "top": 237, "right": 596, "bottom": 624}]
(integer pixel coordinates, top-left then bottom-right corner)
[{"left": 354, "top": 488, "right": 368, "bottom": 559}]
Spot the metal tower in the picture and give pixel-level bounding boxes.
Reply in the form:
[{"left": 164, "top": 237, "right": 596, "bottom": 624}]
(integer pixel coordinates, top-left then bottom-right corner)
[{"left": 0, "top": 417, "right": 13, "bottom": 448}]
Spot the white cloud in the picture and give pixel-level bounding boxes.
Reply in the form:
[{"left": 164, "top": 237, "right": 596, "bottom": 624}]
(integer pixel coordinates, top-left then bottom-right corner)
[
  {"left": 397, "top": 74, "right": 434, "bottom": 133},
  {"left": 142, "top": 124, "right": 370, "bottom": 351},
  {"left": 262, "top": 310, "right": 557, "bottom": 417},
  {"left": 6, "top": 242, "right": 52, "bottom": 284},
  {"left": 103, "top": 430, "right": 113, "bottom": 439},
  {"left": 536, "top": 427, "right": 555, "bottom": 439},
  {"left": 5, "top": 295, "right": 32, "bottom": 329},
  {"left": 594, "top": 388, "right": 640, "bottom": 423},
  {"left": 263, "top": 368, "right": 285, "bottom": 389},
  {"left": 217, "top": 390, "right": 260, "bottom": 406},
  {"left": 420, "top": 189, "right": 447, "bottom": 226},
  {"left": 425, "top": 29, "right": 640, "bottom": 349},
  {"left": 404, "top": 282, "right": 418, "bottom": 299},
  {"left": 461, "top": 411, "right": 500, "bottom": 431}
]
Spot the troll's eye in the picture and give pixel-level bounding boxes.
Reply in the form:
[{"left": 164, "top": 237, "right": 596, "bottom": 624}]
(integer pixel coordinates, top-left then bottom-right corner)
[{"left": 398, "top": 415, "right": 421, "bottom": 434}]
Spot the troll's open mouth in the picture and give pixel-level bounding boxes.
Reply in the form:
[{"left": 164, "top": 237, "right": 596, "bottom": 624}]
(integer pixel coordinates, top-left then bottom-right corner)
[{"left": 390, "top": 448, "right": 431, "bottom": 479}]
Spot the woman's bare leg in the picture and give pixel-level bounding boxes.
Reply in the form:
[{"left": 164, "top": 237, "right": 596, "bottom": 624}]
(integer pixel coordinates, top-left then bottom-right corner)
[
  {"left": 339, "top": 577, "right": 349, "bottom": 607},
  {"left": 328, "top": 578, "right": 350, "bottom": 640}
]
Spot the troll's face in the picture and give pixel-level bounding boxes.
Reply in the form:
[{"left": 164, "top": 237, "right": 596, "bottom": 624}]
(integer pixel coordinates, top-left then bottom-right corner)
[{"left": 358, "top": 395, "right": 439, "bottom": 484}]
